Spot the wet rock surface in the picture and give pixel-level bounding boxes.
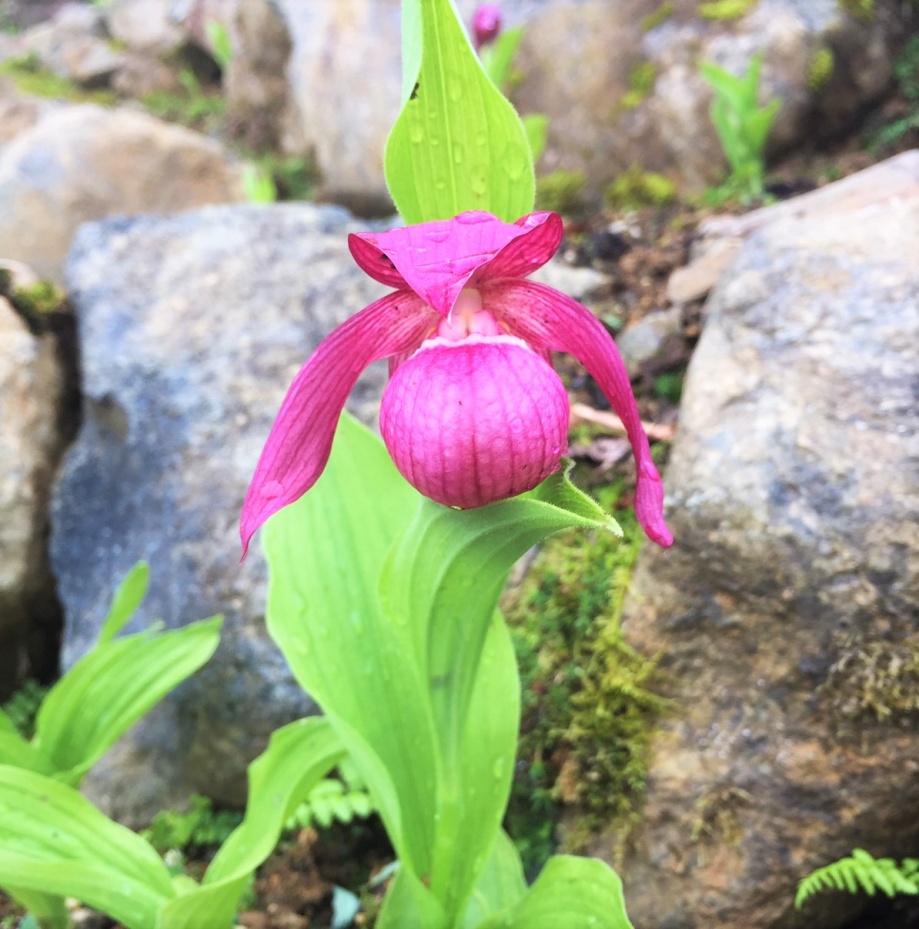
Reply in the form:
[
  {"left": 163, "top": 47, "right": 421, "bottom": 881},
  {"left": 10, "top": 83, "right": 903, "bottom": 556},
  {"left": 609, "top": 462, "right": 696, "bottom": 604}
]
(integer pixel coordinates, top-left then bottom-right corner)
[
  {"left": 52, "top": 203, "right": 392, "bottom": 824},
  {"left": 607, "top": 194, "right": 919, "bottom": 929},
  {"left": 0, "top": 280, "right": 75, "bottom": 699}
]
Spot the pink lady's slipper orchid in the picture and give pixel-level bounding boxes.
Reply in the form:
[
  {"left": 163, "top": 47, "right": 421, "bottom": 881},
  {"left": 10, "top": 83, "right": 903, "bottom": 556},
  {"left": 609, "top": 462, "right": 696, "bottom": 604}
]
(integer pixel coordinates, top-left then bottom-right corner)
[
  {"left": 472, "top": 3, "right": 502, "bottom": 50},
  {"left": 240, "top": 211, "right": 673, "bottom": 555}
]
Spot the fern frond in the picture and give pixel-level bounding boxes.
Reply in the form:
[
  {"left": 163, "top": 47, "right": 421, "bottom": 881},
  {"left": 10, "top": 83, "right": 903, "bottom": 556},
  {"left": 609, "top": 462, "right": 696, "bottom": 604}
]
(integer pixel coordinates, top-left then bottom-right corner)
[
  {"left": 285, "top": 776, "right": 375, "bottom": 832},
  {"left": 796, "top": 849, "right": 919, "bottom": 908}
]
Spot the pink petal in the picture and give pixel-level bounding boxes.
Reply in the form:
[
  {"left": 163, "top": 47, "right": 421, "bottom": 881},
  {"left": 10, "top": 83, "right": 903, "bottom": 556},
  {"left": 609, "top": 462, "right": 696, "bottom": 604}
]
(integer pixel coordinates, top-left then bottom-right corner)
[
  {"left": 485, "top": 280, "right": 674, "bottom": 548},
  {"left": 347, "top": 211, "right": 561, "bottom": 316},
  {"left": 240, "top": 291, "right": 434, "bottom": 556},
  {"left": 475, "top": 212, "right": 562, "bottom": 283}
]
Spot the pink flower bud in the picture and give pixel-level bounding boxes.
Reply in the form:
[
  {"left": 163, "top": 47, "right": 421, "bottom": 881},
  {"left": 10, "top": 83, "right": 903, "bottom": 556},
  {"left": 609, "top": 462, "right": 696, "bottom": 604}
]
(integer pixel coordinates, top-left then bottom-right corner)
[{"left": 472, "top": 3, "right": 502, "bottom": 50}]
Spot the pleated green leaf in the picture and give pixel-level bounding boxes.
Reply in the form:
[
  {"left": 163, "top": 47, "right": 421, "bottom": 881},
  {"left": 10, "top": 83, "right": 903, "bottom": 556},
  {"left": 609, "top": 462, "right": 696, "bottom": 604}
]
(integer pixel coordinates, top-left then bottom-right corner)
[
  {"left": 0, "top": 724, "right": 54, "bottom": 776},
  {"left": 0, "top": 766, "right": 175, "bottom": 929},
  {"left": 34, "top": 615, "right": 222, "bottom": 785},
  {"left": 156, "top": 717, "right": 345, "bottom": 929},
  {"left": 97, "top": 560, "right": 150, "bottom": 644},
  {"left": 378, "top": 472, "right": 618, "bottom": 918},
  {"left": 462, "top": 831, "right": 527, "bottom": 927},
  {"left": 476, "top": 856, "right": 634, "bottom": 929},
  {"left": 263, "top": 413, "right": 438, "bottom": 878},
  {"left": 4, "top": 887, "right": 68, "bottom": 929},
  {"left": 376, "top": 866, "right": 448, "bottom": 929},
  {"left": 385, "top": 0, "right": 534, "bottom": 223}
]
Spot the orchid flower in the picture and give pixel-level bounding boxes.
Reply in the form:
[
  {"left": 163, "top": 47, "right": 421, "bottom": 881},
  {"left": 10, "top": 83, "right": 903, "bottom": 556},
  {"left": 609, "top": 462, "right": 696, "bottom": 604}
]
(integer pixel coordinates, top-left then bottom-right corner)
[
  {"left": 241, "top": 210, "right": 673, "bottom": 554},
  {"left": 471, "top": 3, "right": 502, "bottom": 50}
]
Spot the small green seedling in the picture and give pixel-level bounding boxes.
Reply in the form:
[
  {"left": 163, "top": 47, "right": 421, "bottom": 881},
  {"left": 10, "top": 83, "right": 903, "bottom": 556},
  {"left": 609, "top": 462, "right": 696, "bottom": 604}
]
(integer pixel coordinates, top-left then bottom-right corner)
[{"left": 700, "top": 53, "right": 779, "bottom": 203}]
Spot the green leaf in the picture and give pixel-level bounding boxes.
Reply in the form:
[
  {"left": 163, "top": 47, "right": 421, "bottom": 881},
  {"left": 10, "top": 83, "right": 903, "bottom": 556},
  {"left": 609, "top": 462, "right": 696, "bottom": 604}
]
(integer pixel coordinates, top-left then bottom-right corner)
[
  {"left": 264, "top": 413, "right": 438, "bottom": 877},
  {"left": 156, "top": 717, "right": 345, "bottom": 929},
  {"left": 0, "top": 728, "right": 54, "bottom": 775},
  {"left": 377, "top": 466, "right": 619, "bottom": 918},
  {"left": 480, "top": 26, "right": 524, "bottom": 91},
  {"left": 34, "top": 615, "right": 222, "bottom": 785},
  {"left": 98, "top": 560, "right": 149, "bottom": 644},
  {"left": 476, "top": 856, "right": 634, "bottom": 929},
  {"left": 522, "top": 113, "right": 549, "bottom": 164},
  {"left": 385, "top": 0, "right": 535, "bottom": 223},
  {"left": 462, "top": 831, "right": 527, "bottom": 927},
  {"left": 0, "top": 765, "right": 175, "bottom": 929},
  {"left": 5, "top": 887, "right": 69, "bottom": 929},
  {"left": 377, "top": 866, "right": 448, "bottom": 929},
  {"left": 381, "top": 467, "right": 619, "bottom": 761}
]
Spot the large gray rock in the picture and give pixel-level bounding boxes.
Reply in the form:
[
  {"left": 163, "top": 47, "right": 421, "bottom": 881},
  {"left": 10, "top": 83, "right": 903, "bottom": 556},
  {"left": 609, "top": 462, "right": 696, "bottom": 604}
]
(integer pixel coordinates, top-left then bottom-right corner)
[
  {"left": 599, "top": 195, "right": 919, "bottom": 928},
  {"left": 0, "top": 104, "right": 246, "bottom": 284},
  {"left": 52, "top": 203, "right": 391, "bottom": 824},
  {"left": 224, "top": 0, "right": 911, "bottom": 211},
  {"left": 0, "top": 286, "right": 74, "bottom": 699}
]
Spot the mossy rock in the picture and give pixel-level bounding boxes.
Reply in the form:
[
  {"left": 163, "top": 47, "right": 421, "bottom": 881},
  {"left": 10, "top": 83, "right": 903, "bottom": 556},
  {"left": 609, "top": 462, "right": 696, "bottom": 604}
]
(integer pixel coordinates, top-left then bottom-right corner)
[
  {"left": 0, "top": 53, "right": 116, "bottom": 106},
  {"left": 605, "top": 166, "right": 676, "bottom": 210},
  {"left": 641, "top": 2, "right": 675, "bottom": 31},
  {"left": 837, "top": 0, "right": 875, "bottom": 20},
  {"left": 808, "top": 47, "right": 835, "bottom": 90},
  {"left": 620, "top": 61, "right": 657, "bottom": 110}
]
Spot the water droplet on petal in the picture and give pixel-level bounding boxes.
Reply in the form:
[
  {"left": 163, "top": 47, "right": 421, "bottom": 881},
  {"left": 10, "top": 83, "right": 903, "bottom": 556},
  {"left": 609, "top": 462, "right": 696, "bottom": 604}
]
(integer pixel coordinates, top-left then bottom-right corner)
[
  {"left": 427, "top": 226, "right": 451, "bottom": 243},
  {"left": 261, "top": 480, "right": 284, "bottom": 499}
]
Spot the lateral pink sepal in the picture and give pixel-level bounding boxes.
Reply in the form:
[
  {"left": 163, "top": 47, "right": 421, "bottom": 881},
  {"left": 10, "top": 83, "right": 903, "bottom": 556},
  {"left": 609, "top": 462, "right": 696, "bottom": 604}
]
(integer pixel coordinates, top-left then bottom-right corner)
[
  {"left": 484, "top": 279, "right": 674, "bottom": 548},
  {"left": 239, "top": 292, "right": 433, "bottom": 556}
]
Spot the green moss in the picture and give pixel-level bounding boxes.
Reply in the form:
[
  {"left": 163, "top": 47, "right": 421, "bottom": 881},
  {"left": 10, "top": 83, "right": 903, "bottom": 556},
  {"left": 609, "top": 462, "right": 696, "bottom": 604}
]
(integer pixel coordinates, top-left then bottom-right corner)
[
  {"left": 0, "top": 274, "right": 67, "bottom": 332},
  {"left": 502, "top": 488, "right": 669, "bottom": 873},
  {"left": 620, "top": 61, "right": 657, "bottom": 109},
  {"left": 808, "top": 48, "right": 835, "bottom": 90},
  {"left": 605, "top": 166, "right": 676, "bottom": 210},
  {"left": 698, "top": 0, "right": 758, "bottom": 19},
  {"left": 837, "top": 0, "right": 874, "bottom": 20},
  {"left": 641, "top": 2, "right": 675, "bottom": 31},
  {"left": 820, "top": 634, "right": 919, "bottom": 730},
  {"left": 247, "top": 152, "right": 316, "bottom": 202},
  {"left": 0, "top": 53, "right": 115, "bottom": 105},
  {"left": 690, "top": 786, "right": 751, "bottom": 846},
  {"left": 535, "top": 169, "right": 587, "bottom": 215},
  {"left": 142, "top": 67, "right": 225, "bottom": 129}
]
